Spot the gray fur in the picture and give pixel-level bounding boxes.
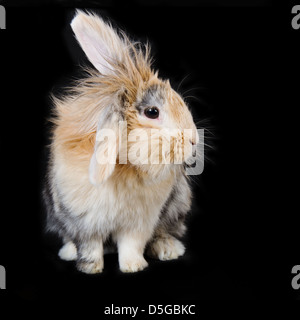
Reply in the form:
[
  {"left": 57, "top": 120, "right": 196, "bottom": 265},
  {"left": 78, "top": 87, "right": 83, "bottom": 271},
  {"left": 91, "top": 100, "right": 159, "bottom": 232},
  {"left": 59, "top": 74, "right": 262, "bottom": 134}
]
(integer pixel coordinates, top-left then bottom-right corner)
[
  {"left": 157, "top": 174, "right": 191, "bottom": 238},
  {"left": 43, "top": 11, "right": 195, "bottom": 272},
  {"left": 136, "top": 84, "right": 166, "bottom": 113},
  {"left": 44, "top": 162, "right": 191, "bottom": 256}
]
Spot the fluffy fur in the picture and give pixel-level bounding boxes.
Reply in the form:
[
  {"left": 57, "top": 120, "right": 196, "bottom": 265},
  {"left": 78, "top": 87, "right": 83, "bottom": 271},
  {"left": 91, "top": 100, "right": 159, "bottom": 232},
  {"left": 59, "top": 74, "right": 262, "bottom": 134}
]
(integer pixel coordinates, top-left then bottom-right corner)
[{"left": 43, "top": 10, "right": 198, "bottom": 273}]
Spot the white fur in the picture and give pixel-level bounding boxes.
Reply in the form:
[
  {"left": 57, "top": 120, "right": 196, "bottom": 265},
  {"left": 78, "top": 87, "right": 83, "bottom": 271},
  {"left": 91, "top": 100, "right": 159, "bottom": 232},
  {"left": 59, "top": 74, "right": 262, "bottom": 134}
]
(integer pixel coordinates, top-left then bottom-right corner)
[
  {"left": 150, "top": 236, "right": 185, "bottom": 261},
  {"left": 119, "top": 254, "right": 148, "bottom": 273},
  {"left": 53, "top": 151, "right": 178, "bottom": 272},
  {"left": 89, "top": 111, "right": 120, "bottom": 185},
  {"left": 49, "top": 11, "right": 196, "bottom": 274},
  {"left": 71, "top": 10, "right": 125, "bottom": 75},
  {"left": 117, "top": 232, "right": 150, "bottom": 273},
  {"left": 58, "top": 241, "right": 77, "bottom": 261},
  {"left": 54, "top": 153, "right": 176, "bottom": 241}
]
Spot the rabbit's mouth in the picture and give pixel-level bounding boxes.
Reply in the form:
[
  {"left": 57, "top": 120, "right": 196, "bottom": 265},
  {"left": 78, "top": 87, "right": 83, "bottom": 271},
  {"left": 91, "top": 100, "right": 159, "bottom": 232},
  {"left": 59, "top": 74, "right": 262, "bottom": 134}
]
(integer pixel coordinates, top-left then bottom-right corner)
[{"left": 125, "top": 128, "right": 195, "bottom": 166}]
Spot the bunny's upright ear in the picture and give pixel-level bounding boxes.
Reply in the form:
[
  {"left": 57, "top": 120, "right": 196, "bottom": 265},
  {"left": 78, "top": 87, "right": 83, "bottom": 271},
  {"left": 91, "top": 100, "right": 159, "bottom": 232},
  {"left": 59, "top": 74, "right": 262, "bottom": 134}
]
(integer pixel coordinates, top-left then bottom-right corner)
[{"left": 71, "top": 10, "right": 125, "bottom": 75}]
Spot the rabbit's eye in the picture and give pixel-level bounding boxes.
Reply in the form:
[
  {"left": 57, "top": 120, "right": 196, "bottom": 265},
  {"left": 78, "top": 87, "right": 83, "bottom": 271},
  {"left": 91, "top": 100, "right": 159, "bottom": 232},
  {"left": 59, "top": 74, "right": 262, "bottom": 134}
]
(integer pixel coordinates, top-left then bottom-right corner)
[{"left": 144, "top": 107, "right": 159, "bottom": 119}]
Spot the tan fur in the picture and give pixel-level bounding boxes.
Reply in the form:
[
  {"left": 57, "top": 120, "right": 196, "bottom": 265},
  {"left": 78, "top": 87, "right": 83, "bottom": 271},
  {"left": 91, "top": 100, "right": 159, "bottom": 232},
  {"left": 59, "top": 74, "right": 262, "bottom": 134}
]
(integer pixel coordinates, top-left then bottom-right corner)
[{"left": 45, "top": 11, "right": 198, "bottom": 273}]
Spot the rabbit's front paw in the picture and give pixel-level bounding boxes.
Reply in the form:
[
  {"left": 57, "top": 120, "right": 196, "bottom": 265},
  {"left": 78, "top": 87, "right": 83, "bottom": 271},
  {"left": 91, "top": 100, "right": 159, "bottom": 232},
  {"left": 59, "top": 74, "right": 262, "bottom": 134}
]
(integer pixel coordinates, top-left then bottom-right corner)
[
  {"left": 77, "top": 259, "right": 104, "bottom": 274},
  {"left": 147, "top": 236, "right": 185, "bottom": 261},
  {"left": 119, "top": 255, "right": 148, "bottom": 273}
]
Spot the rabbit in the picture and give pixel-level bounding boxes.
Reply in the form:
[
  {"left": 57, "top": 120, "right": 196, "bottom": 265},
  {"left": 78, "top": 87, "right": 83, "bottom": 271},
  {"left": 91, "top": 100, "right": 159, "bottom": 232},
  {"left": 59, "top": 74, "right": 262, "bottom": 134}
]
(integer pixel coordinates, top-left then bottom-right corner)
[{"left": 43, "top": 10, "right": 199, "bottom": 274}]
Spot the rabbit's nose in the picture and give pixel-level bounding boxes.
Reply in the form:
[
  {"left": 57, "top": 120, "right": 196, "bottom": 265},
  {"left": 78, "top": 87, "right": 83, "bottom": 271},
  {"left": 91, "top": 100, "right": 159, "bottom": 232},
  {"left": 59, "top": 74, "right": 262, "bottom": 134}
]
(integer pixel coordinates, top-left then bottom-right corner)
[{"left": 189, "top": 139, "right": 196, "bottom": 145}]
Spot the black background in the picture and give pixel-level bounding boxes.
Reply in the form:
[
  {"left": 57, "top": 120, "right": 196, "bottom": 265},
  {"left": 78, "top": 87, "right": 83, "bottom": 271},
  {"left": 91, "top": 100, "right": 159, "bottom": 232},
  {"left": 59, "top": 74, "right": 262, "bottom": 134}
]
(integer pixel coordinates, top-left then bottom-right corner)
[{"left": 0, "top": 0, "right": 298, "bottom": 306}]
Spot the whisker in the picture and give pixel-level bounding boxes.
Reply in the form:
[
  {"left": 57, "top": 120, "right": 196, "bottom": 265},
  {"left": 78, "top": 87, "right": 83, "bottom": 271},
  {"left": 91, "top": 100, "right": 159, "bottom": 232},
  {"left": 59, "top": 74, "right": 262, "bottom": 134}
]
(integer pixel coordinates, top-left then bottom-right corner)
[{"left": 176, "top": 73, "right": 191, "bottom": 92}]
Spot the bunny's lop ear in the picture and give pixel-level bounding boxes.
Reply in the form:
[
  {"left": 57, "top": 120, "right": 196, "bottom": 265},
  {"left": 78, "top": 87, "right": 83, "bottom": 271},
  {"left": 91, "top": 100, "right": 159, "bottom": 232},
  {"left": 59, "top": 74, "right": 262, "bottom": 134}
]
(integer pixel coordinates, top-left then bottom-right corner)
[
  {"left": 71, "top": 10, "right": 125, "bottom": 75},
  {"left": 89, "top": 108, "right": 122, "bottom": 186}
]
